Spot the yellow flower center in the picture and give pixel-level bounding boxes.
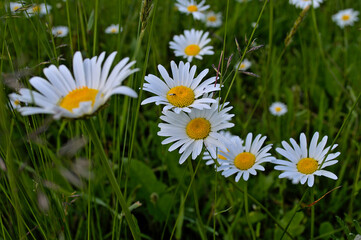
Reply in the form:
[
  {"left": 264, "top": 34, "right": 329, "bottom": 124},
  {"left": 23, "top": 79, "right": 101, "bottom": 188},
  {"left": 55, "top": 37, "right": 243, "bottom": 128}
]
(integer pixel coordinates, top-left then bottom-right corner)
[
  {"left": 184, "top": 44, "right": 201, "bottom": 56},
  {"left": 13, "top": 6, "right": 20, "bottom": 11},
  {"left": 166, "top": 86, "right": 195, "bottom": 108},
  {"left": 14, "top": 100, "right": 20, "bottom": 105},
  {"left": 57, "top": 30, "right": 63, "bottom": 35},
  {"left": 186, "top": 118, "right": 211, "bottom": 140},
  {"left": 342, "top": 14, "right": 350, "bottom": 21},
  {"left": 207, "top": 16, "right": 217, "bottom": 22},
  {"left": 297, "top": 158, "right": 318, "bottom": 174},
  {"left": 275, "top": 106, "right": 282, "bottom": 112},
  {"left": 59, "top": 86, "right": 99, "bottom": 112},
  {"left": 240, "top": 63, "right": 246, "bottom": 69},
  {"left": 187, "top": 5, "right": 198, "bottom": 12},
  {"left": 111, "top": 28, "right": 117, "bottom": 33},
  {"left": 234, "top": 152, "right": 256, "bottom": 170},
  {"left": 32, "top": 5, "right": 40, "bottom": 13}
]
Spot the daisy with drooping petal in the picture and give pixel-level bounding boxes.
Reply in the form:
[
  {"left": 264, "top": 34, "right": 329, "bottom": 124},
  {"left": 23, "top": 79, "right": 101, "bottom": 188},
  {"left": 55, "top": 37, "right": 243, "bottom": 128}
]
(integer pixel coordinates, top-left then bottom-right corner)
[
  {"left": 235, "top": 58, "right": 252, "bottom": 71},
  {"left": 105, "top": 24, "right": 122, "bottom": 34},
  {"left": 8, "top": 2, "right": 23, "bottom": 13},
  {"left": 25, "top": 3, "right": 52, "bottom": 17},
  {"left": 332, "top": 9, "right": 359, "bottom": 28},
  {"left": 158, "top": 99, "right": 235, "bottom": 164},
  {"left": 169, "top": 29, "right": 214, "bottom": 62},
  {"left": 9, "top": 51, "right": 138, "bottom": 119},
  {"left": 274, "top": 132, "right": 340, "bottom": 187},
  {"left": 289, "top": 0, "right": 323, "bottom": 9},
  {"left": 141, "top": 61, "right": 220, "bottom": 113},
  {"left": 203, "top": 131, "right": 241, "bottom": 166},
  {"left": 175, "top": 0, "right": 210, "bottom": 20},
  {"left": 217, "top": 133, "right": 275, "bottom": 182},
  {"left": 52, "top": 26, "right": 69, "bottom": 38},
  {"left": 269, "top": 102, "right": 288, "bottom": 116},
  {"left": 203, "top": 11, "right": 222, "bottom": 28}
]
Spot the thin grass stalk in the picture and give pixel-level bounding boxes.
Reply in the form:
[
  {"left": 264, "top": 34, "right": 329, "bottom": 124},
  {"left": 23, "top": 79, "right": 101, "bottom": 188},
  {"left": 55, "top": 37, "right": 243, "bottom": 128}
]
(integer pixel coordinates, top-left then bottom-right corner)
[
  {"left": 213, "top": 170, "right": 218, "bottom": 240},
  {"left": 229, "top": 180, "right": 295, "bottom": 240},
  {"left": 92, "top": 0, "right": 99, "bottom": 56},
  {"left": 348, "top": 148, "right": 361, "bottom": 216},
  {"left": 310, "top": 187, "right": 315, "bottom": 240},
  {"left": 222, "top": 0, "right": 268, "bottom": 108},
  {"left": 65, "top": 0, "right": 74, "bottom": 55},
  {"left": 170, "top": 159, "right": 202, "bottom": 240},
  {"left": 84, "top": 119, "right": 140, "bottom": 240}
]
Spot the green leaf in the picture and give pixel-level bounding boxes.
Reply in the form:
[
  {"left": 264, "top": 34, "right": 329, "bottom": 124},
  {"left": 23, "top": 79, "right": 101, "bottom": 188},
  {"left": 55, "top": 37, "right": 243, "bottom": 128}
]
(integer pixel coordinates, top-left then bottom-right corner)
[{"left": 87, "top": 10, "right": 94, "bottom": 32}]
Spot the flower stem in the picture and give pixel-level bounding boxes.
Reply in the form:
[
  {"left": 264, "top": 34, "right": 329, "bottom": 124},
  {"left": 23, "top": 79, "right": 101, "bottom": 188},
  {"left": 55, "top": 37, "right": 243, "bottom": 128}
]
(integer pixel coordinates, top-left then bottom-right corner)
[
  {"left": 244, "top": 182, "right": 256, "bottom": 240},
  {"left": 310, "top": 188, "right": 315, "bottom": 240},
  {"left": 84, "top": 119, "right": 140, "bottom": 240}
]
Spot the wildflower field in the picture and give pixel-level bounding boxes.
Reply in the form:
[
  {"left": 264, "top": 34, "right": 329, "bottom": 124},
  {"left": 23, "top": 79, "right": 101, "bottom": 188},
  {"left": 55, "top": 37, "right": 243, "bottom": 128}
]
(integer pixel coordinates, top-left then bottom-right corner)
[{"left": 1, "top": 0, "right": 361, "bottom": 239}]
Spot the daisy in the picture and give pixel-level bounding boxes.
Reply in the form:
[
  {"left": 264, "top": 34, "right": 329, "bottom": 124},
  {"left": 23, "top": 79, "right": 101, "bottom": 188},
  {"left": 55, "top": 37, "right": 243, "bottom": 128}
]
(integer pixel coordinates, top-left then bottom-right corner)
[
  {"left": 332, "top": 9, "right": 359, "bottom": 28},
  {"left": 235, "top": 58, "right": 252, "bottom": 71},
  {"left": 203, "top": 11, "right": 222, "bottom": 28},
  {"left": 8, "top": 93, "right": 22, "bottom": 110},
  {"left": 25, "top": 3, "right": 52, "bottom": 17},
  {"left": 141, "top": 61, "right": 220, "bottom": 113},
  {"left": 9, "top": 51, "right": 138, "bottom": 119},
  {"left": 158, "top": 99, "right": 235, "bottom": 164},
  {"left": 217, "top": 133, "right": 275, "bottom": 182},
  {"left": 105, "top": 24, "right": 122, "bottom": 34},
  {"left": 169, "top": 29, "right": 214, "bottom": 62},
  {"left": 289, "top": 0, "right": 323, "bottom": 9},
  {"left": 269, "top": 102, "right": 287, "bottom": 116},
  {"left": 274, "top": 132, "right": 340, "bottom": 187},
  {"left": 203, "top": 131, "right": 241, "bottom": 166},
  {"left": 9, "top": 2, "right": 23, "bottom": 13},
  {"left": 52, "top": 26, "right": 69, "bottom": 38},
  {"left": 175, "top": 0, "right": 210, "bottom": 20}
]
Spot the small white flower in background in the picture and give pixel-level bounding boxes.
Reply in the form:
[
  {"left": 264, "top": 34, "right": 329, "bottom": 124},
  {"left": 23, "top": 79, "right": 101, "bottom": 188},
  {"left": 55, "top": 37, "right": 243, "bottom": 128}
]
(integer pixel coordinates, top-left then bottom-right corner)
[
  {"left": 269, "top": 102, "right": 288, "bottom": 116},
  {"left": 158, "top": 99, "right": 234, "bottom": 164},
  {"left": 235, "top": 58, "right": 252, "bottom": 71},
  {"left": 203, "top": 131, "right": 242, "bottom": 166},
  {"left": 217, "top": 133, "right": 275, "bottom": 182},
  {"left": 355, "top": 235, "right": 361, "bottom": 240},
  {"left": 8, "top": 2, "right": 23, "bottom": 13},
  {"left": 274, "top": 132, "right": 340, "bottom": 187},
  {"left": 289, "top": 0, "right": 323, "bottom": 9},
  {"left": 9, "top": 51, "right": 138, "bottom": 119},
  {"left": 332, "top": 9, "right": 359, "bottom": 28},
  {"left": 8, "top": 94, "right": 22, "bottom": 110},
  {"left": 169, "top": 29, "right": 214, "bottom": 62},
  {"left": 251, "top": 22, "right": 258, "bottom": 28},
  {"left": 105, "top": 24, "right": 122, "bottom": 34},
  {"left": 25, "top": 3, "right": 52, "bottom": 17},
  {"left": 52, "top": 26, "right": 69, "bottom": 38},
  {"left": 236, "top": 0, "right": 252, "bottom": 3},
  {"left": 141, "top": 61, "right": 220, "bottom": 113},
  {"left": 203, "top": 11, "right": 222, "bottom": 28},
  {"left": 175, "top": 0, "right": 210, "bottom": 20}
]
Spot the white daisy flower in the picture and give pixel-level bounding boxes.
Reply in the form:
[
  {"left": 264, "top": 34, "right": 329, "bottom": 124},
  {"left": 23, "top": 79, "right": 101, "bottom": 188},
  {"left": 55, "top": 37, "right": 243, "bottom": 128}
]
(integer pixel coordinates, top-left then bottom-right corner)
[
  {"left": 105, "top": 24, "right": 122, "bottom": 34},
  {"left": 158, "top": 99, "right": 235, "bottom": 164},
  {"left": 332, "top": 9, "right": 359, "bottom": 28},
  {"left": 269, "top": 102, "right": 288, "bottom": 116},
  {"left": 9, "top": 51, "right": 138, "bottom": 119},
  {"left": 141, "top": 61, "right": 220, "bottom": 113},
  {"left": 289, "top": 0, "right": 323, "bottom": 9},
  {"left": 169, "top": 29, "right": 214, "bottom": 62},
  {"left": 25, "top": 3, "right": 52, "bottom": 17},
  {"left": 235, "top": 58, "right": 252, "bottom": 71},
  {"left": 203, "top": 131, "right": 241, "bottom": 166},
  {"left": 203, "top": 11, "right": 222, "bottom": 28},
  {"left": 217, "top": 133, "right": 275, "bottom": 182},
  {"left": 274, "top": 132, "right": 340, "bottom": 187},
  {"left": 8, "top": 93, "right": 22, "bottom": 110},
  {"left": 175, "top": 0, "right": 210, "bottom": 20},
  {"left": 8, "top": 2, "right": 23, "bottom": 13},
  {"left": 52, "top": 26, "right": 69, "bottom": 38}
]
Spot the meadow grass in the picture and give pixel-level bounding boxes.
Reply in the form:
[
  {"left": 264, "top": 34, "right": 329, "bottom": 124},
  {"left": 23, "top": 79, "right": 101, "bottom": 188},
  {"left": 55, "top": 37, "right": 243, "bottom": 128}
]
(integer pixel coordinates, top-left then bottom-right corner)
[{"left": 1, "top": 0, "right": 361, "bottom": 239}]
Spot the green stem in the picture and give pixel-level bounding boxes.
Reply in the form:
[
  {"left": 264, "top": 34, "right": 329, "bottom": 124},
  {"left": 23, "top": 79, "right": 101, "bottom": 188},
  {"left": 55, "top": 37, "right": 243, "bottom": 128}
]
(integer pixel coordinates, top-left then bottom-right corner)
[
  {"left": 229, "top": 181, "right": 295, "bottom": 239},
  {"left": 349, "top": 149, "right": 361, "bottom": 216},
  {"left": 92, "top": 0, "right": 99, "bottom": 55},
  {"left": 310, "top": 188, "right": 314, "bottom": 240},
  {"left": 244, "top": 182, "right": 256, "bottom": 240},
  {"left": 170, "top": 159, "right": 202, "bottom": 240},
  {"left": 84, "top": 119, "right": 140, "bottom": 240},
  {"left": 280, "top": 189, "right": 309, "bottom": 240}
]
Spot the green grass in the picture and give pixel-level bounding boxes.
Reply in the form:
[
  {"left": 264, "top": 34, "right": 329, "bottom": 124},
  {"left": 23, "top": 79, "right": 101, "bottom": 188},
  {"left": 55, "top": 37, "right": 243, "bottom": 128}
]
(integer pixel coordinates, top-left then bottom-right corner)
[{"left": 1, "top": 0, "right": 361, "bottom": 239}]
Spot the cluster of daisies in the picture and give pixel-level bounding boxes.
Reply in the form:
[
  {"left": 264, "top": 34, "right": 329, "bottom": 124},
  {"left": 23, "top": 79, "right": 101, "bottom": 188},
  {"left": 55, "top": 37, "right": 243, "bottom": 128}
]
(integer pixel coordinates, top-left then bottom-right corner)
[{"left": 289, "top": 0, "right": 359, "bottom": 28}]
